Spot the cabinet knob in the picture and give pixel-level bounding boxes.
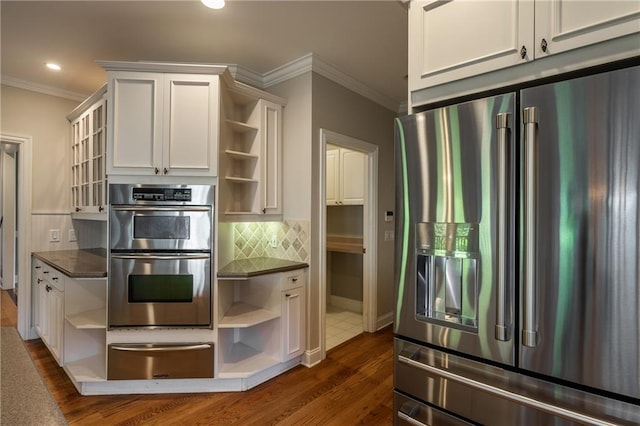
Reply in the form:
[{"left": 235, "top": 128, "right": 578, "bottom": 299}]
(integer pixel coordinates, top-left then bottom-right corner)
[
  {"left": 520, "top": 45, "right": 527, "bottom": 59},
  {"left": 285, "top": 293, "right": 291, "bottom": 297},
  {"left": 291, "top": 277, "right": 298, "bottom": 282},
  {"left": 155, "top": 167, "right": 160, "bottom": 175},
  {"left": 52, "top": 277, "right": 58, "bottom": 281},
  {"left": 45, "top": 285, "right": 52, "bottom": 292},
  {"left": 163, "top": 168, "right": 168, "bottom": 175},
  {"left": 262, "top": 208, "right": 267, "bottom": 214},
  {"left": 43, "top": 270, "right": 49, "bottom": 274},
  {"left": 37, "top": 278, "right": 42, "bottom": 283},
  {"left": 540, "top": 38, "right": 548, "bottom": 53},
  {"left": 75, "top": 207, "right": 81, "bottom": 212},
  {"left": 35, "top": 266, "right": 41, "bottom": 269},
  {"left": 98, "top": 206, "right": 104, "bottom": 212}
]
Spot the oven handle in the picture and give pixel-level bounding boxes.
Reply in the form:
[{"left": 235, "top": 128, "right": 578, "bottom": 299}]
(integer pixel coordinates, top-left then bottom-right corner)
[
  {"left": 110, "top": 343, "right": 213, "bottom": 352},
  {"left": 111, "top": 206, "right": 211, "bottom": 212},
  {"left": 110, "top": 253, "right": 210, "bottom": 260}
]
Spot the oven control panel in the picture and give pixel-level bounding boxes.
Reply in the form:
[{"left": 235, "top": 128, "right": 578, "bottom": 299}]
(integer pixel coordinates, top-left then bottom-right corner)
[{"left": 132, "top": 187, "right": 192, "bottom": 202}]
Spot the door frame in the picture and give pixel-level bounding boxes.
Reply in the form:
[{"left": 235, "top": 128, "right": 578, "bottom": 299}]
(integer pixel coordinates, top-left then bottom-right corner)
[
  {"left": 1, "top": 134, "right": 33, "bottom": 339},
  {"left": 319, "top": 129, "right": 378, "bottom": 355}
]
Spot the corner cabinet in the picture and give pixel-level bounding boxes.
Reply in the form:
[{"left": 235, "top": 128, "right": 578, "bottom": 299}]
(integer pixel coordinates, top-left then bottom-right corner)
[
  {"left": 409, "top": 0, "right": 640, "bottom": 106},
  {"left": 105, "top": 71, "right": 219, "bottom": 177},
  {"left": 217, "top": 269, "right": 306, "bottom": 383},
  {"left": 219, "top": 79, "right": 285, "bottom": 219},
  {"left": 67, "top": 84, "right": 108, "bottom": 217}
]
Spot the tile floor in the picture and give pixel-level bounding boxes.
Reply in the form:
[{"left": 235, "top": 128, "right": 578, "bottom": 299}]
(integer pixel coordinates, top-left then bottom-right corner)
[{"left": 326, "top": 305, "right": 363, "bottom": 350}]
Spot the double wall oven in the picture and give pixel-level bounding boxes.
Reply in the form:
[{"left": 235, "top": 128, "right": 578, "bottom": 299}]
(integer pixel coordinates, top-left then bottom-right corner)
[{"left": 108, "top": 184, "right": 214, "bottom": 329}]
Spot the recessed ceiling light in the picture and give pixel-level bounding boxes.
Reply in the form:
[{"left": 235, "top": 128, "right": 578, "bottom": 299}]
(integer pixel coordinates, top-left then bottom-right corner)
[
  {"left": 46, "top": 63, "right": 61, "bottom": 71},
  {"left": 201, "top": 0, "right": 225, "bottom": 9}
]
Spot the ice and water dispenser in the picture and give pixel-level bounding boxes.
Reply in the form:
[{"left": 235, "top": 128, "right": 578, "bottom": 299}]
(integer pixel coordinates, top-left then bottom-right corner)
[{"left": 416, "top": 222, "right": 479, "bottom": 331}]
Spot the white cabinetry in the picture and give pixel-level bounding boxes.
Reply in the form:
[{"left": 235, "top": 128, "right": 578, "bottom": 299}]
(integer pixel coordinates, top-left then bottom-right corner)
[
  {"left": 63, "top": 277, "right": 107, "bottom": 384},
  {"left": 217, "top": 269, "right": 306, "bottom": 379},
  {"left": 106, "top": 71, "right": 219, "bottom": 177},
  {"left": 326, "top": 146, "right": 365, "bottom": 206},
  {"left": 409, "top": 0, "right": 640, "bottom": 106},
  {"left": 219, "top": 79, "right": 285, "bottom": 218},
  {"left": 68, "top": 84, "right": 107, "bottom": 217},
  {"left": 32, "top": 258, "right": 65, "bottom": 365}
]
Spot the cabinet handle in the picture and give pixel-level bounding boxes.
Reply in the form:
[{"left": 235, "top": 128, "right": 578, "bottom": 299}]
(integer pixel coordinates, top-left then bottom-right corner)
[
  {"left": 43, "top": 270, "right": 49, "bottom": 274},
  {"left": 75, "top": 207, "right": 81, "bottom": 212},
  {"left": 285, "top": 294, "right": 291, "bottom": 297},
  {"left": 52, "top": 277, "right": 58, "bottom": 281},
  {"left": 45, "top": 285, "right": 52, "bottom": 292},
  {"left": 35, "top": 265, "right": 41, "bottom": 269},
  {"left": 262, "top": 208, "right": 266, "bottom": 214},
  {"left": 291, "top": 277, "right": 298, "bottom": 282},
  {"left": 540, "top": 38, "right": 548, "bottom": 53},
  {"left": 37, "top": 278, "right": 42, "bottom": 283},
  {"left": 98, "top": 206, "right": 104, "bottom": 212},
  {"left": 163, "top": 167, "right": 168, "bottom": 175},
  {"left": 155, "top": 167, "right": 159, "bottom": 175},
  {"left": 520, "top": 45, "right": 527, "bottom": 59}
]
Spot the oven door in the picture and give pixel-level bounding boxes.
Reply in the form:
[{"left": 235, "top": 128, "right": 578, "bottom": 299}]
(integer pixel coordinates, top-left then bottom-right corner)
[
  {"left": 109, "top": 253, "right": 211, "bottom": 328},
  {"left": 110, "top": 206, "right": 212, "bottom": 251}
]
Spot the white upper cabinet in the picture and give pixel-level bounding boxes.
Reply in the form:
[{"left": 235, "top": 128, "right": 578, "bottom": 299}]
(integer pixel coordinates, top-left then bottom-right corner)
[
  {"left": 218, "top": 78, "right": 285, "bottom": 219},
  {"left": 326, "top": 146, "right": 366, "bottom": 206},
  {"left": 67, "top": 84, "right": 108, "bottom": 217},
  {"left": 106, "top": 70, "right": 219, "bottom": 177},
  {"left": 409, "top": 0, "right": 640, "bottom": 106},
  {"left": 409, "top": 0, "right": 534, "bottom": 92}
]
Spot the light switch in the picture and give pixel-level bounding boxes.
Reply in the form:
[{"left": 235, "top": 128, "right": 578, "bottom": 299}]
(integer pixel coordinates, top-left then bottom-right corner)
[{"left": 49, "top": 229, "right": 60, "bottom": 242}]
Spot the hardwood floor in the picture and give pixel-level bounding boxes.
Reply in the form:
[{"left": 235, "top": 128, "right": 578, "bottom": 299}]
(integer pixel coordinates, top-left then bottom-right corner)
[{"left": 1, "top": 290, "right": 394, "bottom": 425}]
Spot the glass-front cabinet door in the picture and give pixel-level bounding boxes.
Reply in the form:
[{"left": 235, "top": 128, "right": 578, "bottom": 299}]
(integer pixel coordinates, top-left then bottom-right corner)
[{"left": 69, "top": 85, "right": 107, "bottom": 216}]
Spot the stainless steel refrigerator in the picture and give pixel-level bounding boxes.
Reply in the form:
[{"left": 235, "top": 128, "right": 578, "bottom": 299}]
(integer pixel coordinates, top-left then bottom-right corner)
[{"left": 393, "top": 64, "right": 640, "bottom": 425}]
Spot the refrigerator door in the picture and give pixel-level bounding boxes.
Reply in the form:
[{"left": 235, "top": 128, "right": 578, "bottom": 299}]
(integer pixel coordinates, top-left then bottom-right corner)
[
  {"left": 520, "top": 65, "right": 640, "bottom": 399},
  {"left": 395, "top": 93, "right": 516, "bottom": 366}
]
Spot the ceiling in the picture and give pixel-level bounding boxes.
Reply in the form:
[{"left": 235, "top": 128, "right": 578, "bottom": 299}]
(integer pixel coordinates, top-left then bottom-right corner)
[{"left": 1, "top": 1, "right": 408, "bottom": 110}]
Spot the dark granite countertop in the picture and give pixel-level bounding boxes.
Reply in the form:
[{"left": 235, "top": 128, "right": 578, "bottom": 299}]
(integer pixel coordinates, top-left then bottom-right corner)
[
  {"left": 218, "top": 257, "right": 308, "bottom": 279},
  {"left": 32, "top": 248, "right": 107, "bottom": 278}
]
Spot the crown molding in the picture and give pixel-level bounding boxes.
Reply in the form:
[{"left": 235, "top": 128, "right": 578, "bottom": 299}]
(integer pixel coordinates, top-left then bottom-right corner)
[
  {"left": 1, "top": 75, "right": 88, "bottom": 102},
  {"left": 261, "top": 53, "right": 399, "bottom": 112},
  {"left": 3, "top": 55, "right": 402, "bottom": 112}
]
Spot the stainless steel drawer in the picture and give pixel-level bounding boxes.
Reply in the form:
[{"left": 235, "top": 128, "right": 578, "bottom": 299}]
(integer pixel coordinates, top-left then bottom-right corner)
[
  {"left": 395, "top": 391, "right": 472, "bottom": 425},
  {"left": 108, "top": 342, "right": 214, "bottom": 380}
]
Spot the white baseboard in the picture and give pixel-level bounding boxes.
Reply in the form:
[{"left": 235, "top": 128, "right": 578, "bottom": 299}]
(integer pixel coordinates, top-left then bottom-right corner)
[
  {"left": 329, "top": 295, "right": 362, "bottom": 314},
  {"left": 303, "top": 346, "right": 323, "bottom": 368}
]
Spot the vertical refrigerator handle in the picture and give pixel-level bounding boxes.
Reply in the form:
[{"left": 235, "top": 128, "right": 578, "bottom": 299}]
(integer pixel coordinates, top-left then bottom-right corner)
[
  {"left": 495, "top": 113, "right": 511, "bottom": 341},
  {"left": 522, "top": 107, "right": 539, "bottom": 347}
]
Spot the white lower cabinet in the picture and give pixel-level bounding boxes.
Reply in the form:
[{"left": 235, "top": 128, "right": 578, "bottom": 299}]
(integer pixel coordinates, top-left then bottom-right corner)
[
  {"left": 217, "top": 269, "right": 306, "bottom": 379},
  {"left": 32, "top": 258, "right": 65, "bottom": 366}
]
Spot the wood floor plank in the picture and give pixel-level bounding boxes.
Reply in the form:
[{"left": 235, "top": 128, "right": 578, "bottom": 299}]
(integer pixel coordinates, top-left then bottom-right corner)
[{"left": 2, "top": 290, "right": 394, "bottom": 425}]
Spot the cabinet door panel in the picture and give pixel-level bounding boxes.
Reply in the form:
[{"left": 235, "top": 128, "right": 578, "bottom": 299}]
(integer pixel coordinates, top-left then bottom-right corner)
[
  {"left": 261, "top": 100, "right": 282, "bottom": 214},
  {"left": 109, "top": 73, "right": 162, "bottom": 174},
  {"left": 282, "top": 286, "right": 305, "bottom": 361},
  {"left": 340, "top": 149, "right": 365, "bottom": 205},
  {"left": 326, "top": 149, "right": 340, "bottom": 205},
  {"left": 535, "top": 0, "right": 640, "bottom": 58},
  {"left": 165, "top": 75, "right": 218, "bottom": 175},
  {"left": 409, "top": 0, "right": 534, "bottom": 92}
]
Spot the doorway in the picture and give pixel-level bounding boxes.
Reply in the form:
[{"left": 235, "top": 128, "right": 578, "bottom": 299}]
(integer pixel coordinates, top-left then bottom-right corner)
[
  {"left": 320, "top": 129, "right": 378, "bottom": 354},
  {"left": 0, "top": 134, "right": 33, "bottom": 340},
  {"left": 0, "top": 143, "right": 18, "bottom": 303}
]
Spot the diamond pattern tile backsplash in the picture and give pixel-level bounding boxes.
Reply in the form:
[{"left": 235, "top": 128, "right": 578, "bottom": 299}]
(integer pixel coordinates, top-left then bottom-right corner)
[{"left": 233, "top": 221, "right": 310, "bottom": 263}]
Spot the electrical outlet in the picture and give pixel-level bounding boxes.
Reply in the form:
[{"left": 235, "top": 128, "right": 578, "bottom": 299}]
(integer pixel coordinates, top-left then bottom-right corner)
[
  {"left": 49, "top": 229, "right": 60, "bottom": 242},
  {"left": 384, "top": 230, "right": 394, "bottom": 242},
  {"left": 269, "top": 235, "right": 278, "bottom": 248},
  {"left": 68, "top": 229, "right": 77, "bottom": 242}
]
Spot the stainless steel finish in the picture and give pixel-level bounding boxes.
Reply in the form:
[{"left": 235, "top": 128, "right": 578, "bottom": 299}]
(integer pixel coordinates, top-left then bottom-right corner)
[
  {"left": 520, "top": 66, "right": 640, "bottom": 398},
  {"left": 495, "top": 112, "right": 511, "bottom": 341},
  {"left": 108, "top": 343, "right": 214, "bottom": 380},
  {"left": 111, "top": 253, "right": 210, "bottom": 261},
  {"left": 112, "top": 206, "right": 211, "bottom": 212},
  {"left": 522, "top": 106, "right": 538, "bottom": 348},
  {"left": 395, "top": 392, "right": 472, "bottom": 426},
  {"left": 394, "top": 93, "right": 516, "bottom": 366},
  {"left": 109, "top": 250, "right": 211, "bottom": 328},
  {"left": 110, "top": 343, "right": 212, "bottom": 352},
  {"left": 109, "top": 183, "right": 214, "bottom": 206},
  {"left": 395, "top": 338, "right": 640, "bottom": 426}
]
